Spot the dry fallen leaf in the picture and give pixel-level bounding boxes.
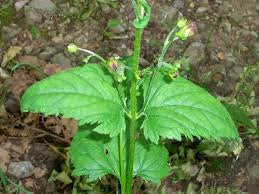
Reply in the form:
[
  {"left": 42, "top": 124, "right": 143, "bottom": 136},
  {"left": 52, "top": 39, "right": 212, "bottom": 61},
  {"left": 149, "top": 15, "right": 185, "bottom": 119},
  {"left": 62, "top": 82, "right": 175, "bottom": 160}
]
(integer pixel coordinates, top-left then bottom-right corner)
[
  {"left": 18, "top": 55, "right": 46, "bottom": 67},
  {"left": 44, "top": 117, "right": 63, "bottom": 135},
  {"left": 0, "top": 67, "right": 9, "bottom": 79},
  {"left": 44, "top": 117, "right": 78, "bottom": 141},
  {"left": 23, "top": 113, "right": 39, "bottom": 125},
  {"left": 61, "top": 118, "right": 78, "bottom": 140},
  {"left": 5, "top": 70, "right": 35, "bottom": 98},
  {"left": 1, "top": 46, "right": 22, "bottom": 67},
  {"left": 44, "top": 63, "right": 66, "bottom": 75}
]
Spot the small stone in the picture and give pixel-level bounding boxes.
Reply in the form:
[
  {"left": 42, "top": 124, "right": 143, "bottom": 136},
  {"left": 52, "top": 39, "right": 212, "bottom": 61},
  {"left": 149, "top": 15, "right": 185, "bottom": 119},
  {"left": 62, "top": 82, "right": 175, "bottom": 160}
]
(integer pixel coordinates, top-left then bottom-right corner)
[
  {"left": 8, "top": 161, "right": 34, "bottom": 179},
  {"left": 4, "top": 92, "right": 20, "bottom": 114},
  {"left": 24, "top": 6, "right": 42, "bottom": 25},
  {"left": 173, "top": 0, "right": 185, "bottom": 9},
  {"left": 248, "top": 164, "right": 259, "bottom": 181},
  {"left": 217, "top": 52, "right": 225, "bottom": 60},
  {"left": 51, "top": 53, "right": 71, "bottom": 67},
  {"left": 184, "top": 42, "right": 206, "bottom": 68},
  {"left": 38, "top": 47, "right": 57, "bottom": 60},
  {"left": 101, "top": 4, "right": 111, "bottom": 14},
  {"left": 196, "top": 7, "right": 209, "bottom": 14},
  {"left": 15, "top": 0, "right": 29, "bottom": 12},
  {"left": 74, "top": 34, "right": 88, "bottom": 46},
  {"left": 64, "top": 34, "right": 74, "bottom": 42},
  {"left": 110, "top": 24, "right": 126, "bottom": 34},
  {"left": 52, "top": 36, "right": 64, "bottom": 44},
  {"left": 157, "top": 6, "right": 178, "bottom": 26},
  {"left": 1, "top": 24, "right": 22, "bottom": 41},
  {"left": 30, "top": 0, "right": 56, "bottom": 12}
]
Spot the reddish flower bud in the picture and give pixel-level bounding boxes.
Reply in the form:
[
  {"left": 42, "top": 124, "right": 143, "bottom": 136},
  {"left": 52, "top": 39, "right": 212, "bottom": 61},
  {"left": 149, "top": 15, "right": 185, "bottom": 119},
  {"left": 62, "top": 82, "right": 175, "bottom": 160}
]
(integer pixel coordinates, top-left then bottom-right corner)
[
  {"left": 108, "top": 58, "right": 119, "bottom": 71},
  {"left": 176, "top": 21, "right": 197, "bottom": 40}
]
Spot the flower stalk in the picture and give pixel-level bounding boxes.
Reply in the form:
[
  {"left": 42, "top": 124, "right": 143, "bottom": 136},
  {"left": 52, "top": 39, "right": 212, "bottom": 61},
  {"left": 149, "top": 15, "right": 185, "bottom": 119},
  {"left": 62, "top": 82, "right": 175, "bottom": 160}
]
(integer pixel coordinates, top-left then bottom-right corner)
[{"left": 126, "top": 0, "right": 143, "bottom": 193}]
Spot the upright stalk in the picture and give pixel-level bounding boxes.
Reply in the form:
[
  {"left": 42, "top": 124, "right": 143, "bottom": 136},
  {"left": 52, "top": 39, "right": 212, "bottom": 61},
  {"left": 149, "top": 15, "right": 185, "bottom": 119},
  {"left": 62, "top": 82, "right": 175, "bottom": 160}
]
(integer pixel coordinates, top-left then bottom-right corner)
[
  {"left": 126, "top": 0, "right": 143, "bottom": 193},
  {"left": 119, "top": 130, "right": 126, "bottom": 194}
]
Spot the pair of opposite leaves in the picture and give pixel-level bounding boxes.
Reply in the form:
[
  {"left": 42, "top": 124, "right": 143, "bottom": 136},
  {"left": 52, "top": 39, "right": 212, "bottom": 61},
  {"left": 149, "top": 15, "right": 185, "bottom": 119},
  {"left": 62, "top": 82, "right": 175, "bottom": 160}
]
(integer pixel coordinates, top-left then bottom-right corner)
[{"left": 21, "top": 64, "right": 239, "bottom": 183}]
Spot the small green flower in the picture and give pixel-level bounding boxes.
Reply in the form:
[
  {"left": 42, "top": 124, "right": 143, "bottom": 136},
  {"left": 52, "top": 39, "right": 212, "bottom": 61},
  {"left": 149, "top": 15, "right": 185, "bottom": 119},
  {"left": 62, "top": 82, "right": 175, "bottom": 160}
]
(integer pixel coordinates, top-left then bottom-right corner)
[
  {"left": 177, "top": 19, "right": 187, "bottom": 28},
  {"left": 169, "top": 69, "right": 179, "bottom": 80},
  {"left": 67, "top": 44, "right": 78, "bottom": 53},
  {"left": 175, "top": 21, "right": 197, "bottom": 40}
]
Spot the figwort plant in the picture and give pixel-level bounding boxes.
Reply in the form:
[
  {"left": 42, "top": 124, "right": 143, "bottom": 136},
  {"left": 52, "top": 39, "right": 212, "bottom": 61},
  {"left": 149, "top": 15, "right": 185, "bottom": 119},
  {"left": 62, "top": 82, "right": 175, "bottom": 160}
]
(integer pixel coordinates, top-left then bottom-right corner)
[{"left": 21, "top": 1, "right": 240, "bottom": 193}]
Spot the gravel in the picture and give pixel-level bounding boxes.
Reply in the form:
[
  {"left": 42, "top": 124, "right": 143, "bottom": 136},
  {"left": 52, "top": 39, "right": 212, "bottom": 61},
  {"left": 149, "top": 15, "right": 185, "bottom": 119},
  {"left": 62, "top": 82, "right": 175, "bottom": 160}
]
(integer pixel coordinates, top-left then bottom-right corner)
[{"left": 8, "top": 161, "right": 34, "bottom": 179}]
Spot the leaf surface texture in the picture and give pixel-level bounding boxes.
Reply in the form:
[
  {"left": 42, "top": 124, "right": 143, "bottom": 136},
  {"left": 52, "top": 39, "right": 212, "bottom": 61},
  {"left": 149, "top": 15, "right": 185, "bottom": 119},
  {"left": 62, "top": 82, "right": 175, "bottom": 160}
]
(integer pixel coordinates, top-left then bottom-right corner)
[
  {"left": 142, "top": 72, "right": 239, "bottom": 143},
  {"left": 21, "top": 64, "right": 125, "bottom": 137},
  {"left": 69, "top": 125, "right": 169, "bottom": 183}
]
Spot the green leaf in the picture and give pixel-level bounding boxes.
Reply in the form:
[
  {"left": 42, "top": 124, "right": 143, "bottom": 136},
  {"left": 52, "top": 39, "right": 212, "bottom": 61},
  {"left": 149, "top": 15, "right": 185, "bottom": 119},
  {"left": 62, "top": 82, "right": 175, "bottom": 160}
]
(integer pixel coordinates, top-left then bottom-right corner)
[
  {"left": 142, "top": 72, "right": 239, "bottom": 144},
  {"left": 21, "top": 64, "right": 125, "bottom": 137},
  {"left": 222, "top": 102, "right": 256, "bottom": 129},
  {"left": 132, "top": 0, "right": 151, "bottom": 29},
  {"left": 0, "top": 167, "right": 8, "bottom": 192},
  {"left": 107, "top": 18, "right": 121, "bottom": 29},
  {"left": 133, "top": 138, "right": 169, "bottom": 183},
  {"left": 69, "top": 125, "right": 169, "bottom": 183}
]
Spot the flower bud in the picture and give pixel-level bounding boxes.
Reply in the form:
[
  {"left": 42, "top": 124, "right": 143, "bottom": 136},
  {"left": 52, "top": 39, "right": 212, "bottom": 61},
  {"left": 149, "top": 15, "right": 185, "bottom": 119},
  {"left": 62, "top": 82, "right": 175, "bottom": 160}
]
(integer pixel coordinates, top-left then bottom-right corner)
[
  {"left": 177, "top": 19, "right": 187, "bottom": 28},
  {"left": 67, "top": 44, "right": 78, "bottom": 53},
  {"left": 176, "top": 21, "right": 197, "bottom": 40},
  {"left": 108, "top": 58, "right": 119, "bottom": 71},
  {"left": 169, "top": 69, "right": 179, "bottom": 80}
]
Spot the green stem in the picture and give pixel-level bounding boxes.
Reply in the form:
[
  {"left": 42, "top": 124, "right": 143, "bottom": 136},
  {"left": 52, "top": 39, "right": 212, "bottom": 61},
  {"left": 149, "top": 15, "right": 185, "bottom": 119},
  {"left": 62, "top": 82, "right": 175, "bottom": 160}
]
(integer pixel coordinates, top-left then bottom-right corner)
[
  {"left": 119, "top": 130, "right": 126, "bottom": 194},
  {"left": 158, "top": 27, "right": 177, "bottom": 66},
  {"left": 126, "top": 1, "right": 143, "bottom": 193},
  {"left": 78, "top": 47, "right": 106, "bottom": 63}
]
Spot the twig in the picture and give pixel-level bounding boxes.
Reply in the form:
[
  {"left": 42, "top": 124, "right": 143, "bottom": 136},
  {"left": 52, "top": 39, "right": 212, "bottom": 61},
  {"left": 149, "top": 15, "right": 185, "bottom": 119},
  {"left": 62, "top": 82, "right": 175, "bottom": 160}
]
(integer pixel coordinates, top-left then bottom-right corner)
[
  {"left": 16, "top": 121, "right": 70, "bottom": 144},
  {"left": 44, "top": 140, "right": 68, "bottom": 160}
]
